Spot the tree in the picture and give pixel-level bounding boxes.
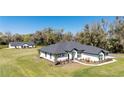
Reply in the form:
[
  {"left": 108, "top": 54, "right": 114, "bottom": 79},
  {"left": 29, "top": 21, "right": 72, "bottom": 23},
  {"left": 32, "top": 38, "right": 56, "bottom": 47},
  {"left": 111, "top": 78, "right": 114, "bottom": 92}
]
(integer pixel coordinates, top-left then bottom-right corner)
[
  {"left": 23, "top": 34, "right": 32, "bottom": 42},
  {"left": 77, "top": 24, "right": 91, "bottom": 44},
  {"left": 77, "top": 23, "right": 108, "bottom": 49},
  {"left": 12, "top": 34, "right": 23, "bottom": 42},
  {"left": 1, "top": 16, "right": 124, "bottom": 53},
  {"left": 31, "top": 31, "right": 46, "bottom": 45},
  {"left": 5, "top": 32, "right": 12, "bottom": 44},
  {"left": 108, "top": 16, "right": 124, "bottom": 53},
  {"left": 62, "top": 32, "right": 73, "bottom": 41}
]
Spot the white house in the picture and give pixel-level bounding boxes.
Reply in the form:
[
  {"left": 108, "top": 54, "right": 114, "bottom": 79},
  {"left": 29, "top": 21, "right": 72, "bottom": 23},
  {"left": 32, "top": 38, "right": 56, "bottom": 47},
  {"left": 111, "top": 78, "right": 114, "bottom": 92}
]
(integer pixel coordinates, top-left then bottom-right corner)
[
  {"left": 39, "top": 41, "right": 110, "bottom": 63},
  {"left": 9, "top": 42, "right": 35, "bottom": 48}
]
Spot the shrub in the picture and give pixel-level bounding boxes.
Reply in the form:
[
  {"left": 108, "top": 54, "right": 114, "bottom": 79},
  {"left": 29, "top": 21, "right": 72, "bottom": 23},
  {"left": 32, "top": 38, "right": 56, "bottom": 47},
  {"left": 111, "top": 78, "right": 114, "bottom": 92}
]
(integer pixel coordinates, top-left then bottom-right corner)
[{"left": 0, "top": 45, "right": 8, "bottom": 49}]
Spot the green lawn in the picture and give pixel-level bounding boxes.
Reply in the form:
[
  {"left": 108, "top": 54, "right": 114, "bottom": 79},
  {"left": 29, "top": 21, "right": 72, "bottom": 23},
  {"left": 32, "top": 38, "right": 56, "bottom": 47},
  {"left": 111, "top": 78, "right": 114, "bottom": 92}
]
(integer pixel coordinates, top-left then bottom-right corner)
[{"left": 0, "top": 48, "right": 124, "bottom": 76}]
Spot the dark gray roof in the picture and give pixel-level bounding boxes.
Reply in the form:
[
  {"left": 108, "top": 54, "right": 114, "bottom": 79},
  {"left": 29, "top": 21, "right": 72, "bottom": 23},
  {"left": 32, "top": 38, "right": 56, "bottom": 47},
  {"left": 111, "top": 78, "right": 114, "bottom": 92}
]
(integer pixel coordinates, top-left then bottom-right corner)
[
  {"left": 10, "top": 42, "right": 35, "bottom": 46},
  {"left": 40, "top": 41, "right": 109, "bottom": 55},
  {"left": 26, "top": 42, "right": 35, "bottom": 46}
]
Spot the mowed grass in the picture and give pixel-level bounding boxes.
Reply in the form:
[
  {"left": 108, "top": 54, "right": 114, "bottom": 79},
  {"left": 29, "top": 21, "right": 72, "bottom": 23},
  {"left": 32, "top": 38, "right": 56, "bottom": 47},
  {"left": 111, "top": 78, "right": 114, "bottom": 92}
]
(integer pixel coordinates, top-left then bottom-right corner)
[
  {"left": 0, "top": 48, "right": 124, "bottom": 76},
  {"left": 72, "top": 55, "right": 124, "bottom": 77},
  {"left": 0, "top": 48, "right": 70, "bottom": 76}
]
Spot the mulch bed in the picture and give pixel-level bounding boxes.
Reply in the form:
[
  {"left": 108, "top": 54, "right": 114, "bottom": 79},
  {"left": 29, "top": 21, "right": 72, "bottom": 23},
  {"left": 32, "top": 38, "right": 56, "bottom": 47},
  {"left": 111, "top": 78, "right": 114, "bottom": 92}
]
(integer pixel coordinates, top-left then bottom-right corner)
[{"left": 55, "top": 61, "right": 74, "bottom": 66}]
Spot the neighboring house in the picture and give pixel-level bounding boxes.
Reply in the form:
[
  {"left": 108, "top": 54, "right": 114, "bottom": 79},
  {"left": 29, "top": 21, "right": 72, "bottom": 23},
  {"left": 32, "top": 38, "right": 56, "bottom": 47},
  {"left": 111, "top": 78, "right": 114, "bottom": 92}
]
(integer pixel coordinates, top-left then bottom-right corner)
[
  {"left": 39, "top": 41, "right": 109, "bottom": 62},
  {"left": 9, "top": 42, "right": 35, "bottom": 48}
]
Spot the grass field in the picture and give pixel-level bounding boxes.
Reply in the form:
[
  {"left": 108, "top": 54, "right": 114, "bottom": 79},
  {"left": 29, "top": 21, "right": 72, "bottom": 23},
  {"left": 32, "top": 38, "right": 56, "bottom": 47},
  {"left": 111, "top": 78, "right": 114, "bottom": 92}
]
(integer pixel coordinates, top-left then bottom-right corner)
[
  {"left": 0, "top": 45, "right": 8, "bottom": 49},
  {"left": 0, "top": 48, "right": 124, "bottom": 77}
]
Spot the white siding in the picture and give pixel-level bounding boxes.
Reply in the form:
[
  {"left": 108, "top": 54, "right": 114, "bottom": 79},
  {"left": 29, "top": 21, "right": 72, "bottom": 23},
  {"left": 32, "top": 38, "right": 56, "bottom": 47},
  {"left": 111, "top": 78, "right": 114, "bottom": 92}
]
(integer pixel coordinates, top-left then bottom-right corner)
[
  {"left": 28, "top": 46, "right": 33, "bottom": 48},
  {"left": 68, "top": 52, "right": 72, "bottom": 59},
  {"left": 80, "top": 52, "right": 105, "bottom": 61},
  {"left": 9, "top": 44, "right": 15, "bottom": 48},
  {"left": 72, "top": 50, "right": 78, "bottom": 58},
  {"left": 99, "top": 52, "right": 105, "bottom": 60},
  {"left": 40, "top": 52, "right": 68, "bottom": 62},
  {"left": 9, "top": 43, "right": 22, "bottom": 48},
  {"left": 57, "top": 56, "right": 68, "bottom": 61},
  {"left": 40, "top": 51, "right": 106, "bottom": 62},
  {"left": 9, "top": 44, "right": 35, "bottom": 49},
  {"left": 23, "top": 44, "right": 28, "bottom": 47},
  {"left": 29, "top": 45, "right": 35, "bottom": 48},
  {"left": 16, "top": 46, "right": 22, "bottom": 48},
  {"left": 81, "top": 53, "right": 99, "bottom": 61},
  {"left": 40, "top": 52, "right": 55, "bottom": 62}
]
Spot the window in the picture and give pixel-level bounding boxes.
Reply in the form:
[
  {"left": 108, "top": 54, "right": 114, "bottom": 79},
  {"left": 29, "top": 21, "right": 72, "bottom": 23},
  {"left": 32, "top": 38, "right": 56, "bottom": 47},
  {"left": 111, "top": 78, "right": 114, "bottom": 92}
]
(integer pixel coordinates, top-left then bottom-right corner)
[
  {"left": 50, "top": 54, "right": 52, "bottom": 59},
  {"left": 57, "top": 53, "right": 66, "bottom": 57},
  {"left": 61, "top": 53, "right": 65, "bottom": 57},
  {"left": 99, "top": 54, "right": 103, "bottom": 61},
  {"left": 64, "top": 54, "right": 67, "bottom": 57},
  {"left": 77, "top": 52, "right": 81, "bottom": 58},
  {"left": 77, "top": 53, "right": 81, "bottom": 58},
  {"left": 45, "top": 52, "right": 47, "bottom": 57},
  {"left": 57, "top": 54, "right": 60, "bottom": 57}
]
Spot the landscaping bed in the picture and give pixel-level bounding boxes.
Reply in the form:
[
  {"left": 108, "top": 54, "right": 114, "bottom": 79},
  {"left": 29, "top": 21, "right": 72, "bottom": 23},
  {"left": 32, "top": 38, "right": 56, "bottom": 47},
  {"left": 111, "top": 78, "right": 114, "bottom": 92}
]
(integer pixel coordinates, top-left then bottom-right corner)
[{"left": 77, "top": 58, "right": 113, "bottom": 64}]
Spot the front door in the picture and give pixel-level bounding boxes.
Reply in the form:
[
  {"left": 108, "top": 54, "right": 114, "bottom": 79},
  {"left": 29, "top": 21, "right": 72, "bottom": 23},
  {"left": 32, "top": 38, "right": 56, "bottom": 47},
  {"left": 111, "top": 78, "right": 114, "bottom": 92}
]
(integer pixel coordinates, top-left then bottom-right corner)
[
  {"left": 68, "top": 54, "right": 69, "bottom": 60},
  {"left": 72, "top": 51, "right": 76, "bottom": 60}
]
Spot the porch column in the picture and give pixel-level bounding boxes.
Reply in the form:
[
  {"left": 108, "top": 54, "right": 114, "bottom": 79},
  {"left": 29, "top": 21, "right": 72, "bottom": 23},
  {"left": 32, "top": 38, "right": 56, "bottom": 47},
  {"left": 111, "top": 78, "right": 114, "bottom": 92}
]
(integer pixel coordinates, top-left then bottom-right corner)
[{"left": 54, "top": 54, "right": 58, "bottom": 62}]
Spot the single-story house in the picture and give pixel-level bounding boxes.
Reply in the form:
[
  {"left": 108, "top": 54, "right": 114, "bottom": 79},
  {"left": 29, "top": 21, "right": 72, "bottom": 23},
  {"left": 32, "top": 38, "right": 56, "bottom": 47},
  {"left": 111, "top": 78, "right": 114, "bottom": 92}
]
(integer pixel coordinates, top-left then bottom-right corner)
[
  {"left": 39, "top": 41, "right": 109, "bottom": 62},
  {"left": 9, "top": 42, "right": 35, "bottom": 48}
]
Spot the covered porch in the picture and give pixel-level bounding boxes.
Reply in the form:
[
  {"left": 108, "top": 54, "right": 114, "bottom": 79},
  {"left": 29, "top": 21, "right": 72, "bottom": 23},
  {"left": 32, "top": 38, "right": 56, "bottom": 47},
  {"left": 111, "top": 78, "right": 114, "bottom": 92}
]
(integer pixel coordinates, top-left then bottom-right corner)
[{"left": 54, "top": 49, "right": 83, "bottom": 64}]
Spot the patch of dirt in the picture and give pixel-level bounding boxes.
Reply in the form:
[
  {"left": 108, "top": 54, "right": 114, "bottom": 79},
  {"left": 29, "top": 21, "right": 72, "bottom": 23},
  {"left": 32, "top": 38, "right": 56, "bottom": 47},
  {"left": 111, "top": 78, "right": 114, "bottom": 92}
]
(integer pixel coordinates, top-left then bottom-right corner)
[{"left": 60, "top": 62, "right": 84, "bottom": 71}]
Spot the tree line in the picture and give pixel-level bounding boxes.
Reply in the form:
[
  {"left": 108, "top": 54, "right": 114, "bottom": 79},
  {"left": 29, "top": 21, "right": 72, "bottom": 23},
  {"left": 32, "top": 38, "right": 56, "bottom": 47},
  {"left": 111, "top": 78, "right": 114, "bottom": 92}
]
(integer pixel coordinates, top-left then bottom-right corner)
[
  {"left": 0, "top": 16, "right": 124, "bottom": 53},
  {"left": 0, "top": 28, "right": 73, "bottom": 45}
]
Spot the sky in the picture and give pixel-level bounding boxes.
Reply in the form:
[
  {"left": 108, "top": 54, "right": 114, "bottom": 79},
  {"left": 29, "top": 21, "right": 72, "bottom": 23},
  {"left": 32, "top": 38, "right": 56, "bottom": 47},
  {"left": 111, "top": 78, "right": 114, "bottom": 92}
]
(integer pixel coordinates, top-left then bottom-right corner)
[{"left": 0, "top": 16, "right": 116, "bottom": 34}]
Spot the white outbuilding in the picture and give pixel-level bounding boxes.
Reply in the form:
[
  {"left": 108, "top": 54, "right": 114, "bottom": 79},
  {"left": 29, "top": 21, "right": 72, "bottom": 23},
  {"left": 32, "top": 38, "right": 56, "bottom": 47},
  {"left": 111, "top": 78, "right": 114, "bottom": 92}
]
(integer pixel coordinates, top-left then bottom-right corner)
[{"left": 9, "top": 42, "right": 35, "bottom": 48}]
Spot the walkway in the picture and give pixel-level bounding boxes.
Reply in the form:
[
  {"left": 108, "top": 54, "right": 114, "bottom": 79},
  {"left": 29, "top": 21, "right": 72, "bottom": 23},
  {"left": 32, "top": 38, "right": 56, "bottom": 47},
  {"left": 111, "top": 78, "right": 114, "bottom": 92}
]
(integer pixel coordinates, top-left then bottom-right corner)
[{"left": 73, "top": 59, "right": 116, "bottom": 66}]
